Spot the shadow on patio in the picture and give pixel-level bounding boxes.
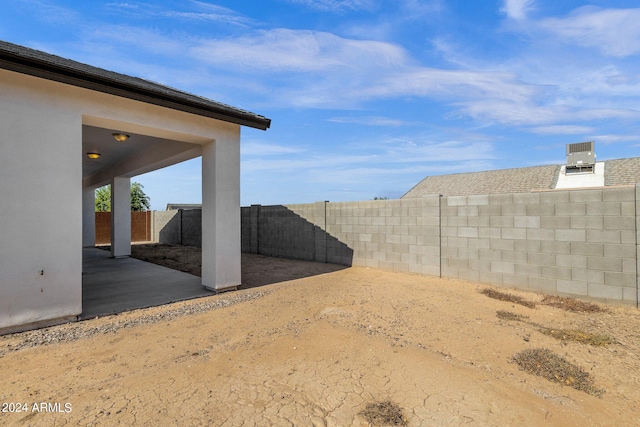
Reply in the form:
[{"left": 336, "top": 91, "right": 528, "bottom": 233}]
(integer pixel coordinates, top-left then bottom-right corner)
[
  {"left": 81, "top": 248, "right": 212, "bottom": 320},
  {"left": 82, "top": 245, "right": 348, "bottom": 319}
]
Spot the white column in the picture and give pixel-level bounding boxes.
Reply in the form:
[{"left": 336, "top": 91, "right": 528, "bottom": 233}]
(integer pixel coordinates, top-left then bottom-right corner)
[
  {"left": 201, "top": 128, "right": 241, "bottom": 291},
  {"left": 82, "top": 188, "right": 96, "bottom": 247},
  {"left": 110, "top": 177, "right": 131, "bottom": 258}
]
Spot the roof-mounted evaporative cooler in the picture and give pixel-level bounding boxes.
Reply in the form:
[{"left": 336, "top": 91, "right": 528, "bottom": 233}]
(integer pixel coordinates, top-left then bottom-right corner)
[{"left": 566, "top": 141, "right": 595, "bottom": 173}]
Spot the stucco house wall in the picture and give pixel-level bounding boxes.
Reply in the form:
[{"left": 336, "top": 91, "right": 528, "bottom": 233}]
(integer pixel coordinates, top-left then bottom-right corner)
[
  {"left": 0, "top": 41, "right": 269, "bottom": 334},
  {"left": 0, "top": 69, "right": 83, "bottom": 332}
]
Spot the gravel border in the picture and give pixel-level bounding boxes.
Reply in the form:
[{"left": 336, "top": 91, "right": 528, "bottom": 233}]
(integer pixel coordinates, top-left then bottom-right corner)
[{"left": 0, "top": 290, "right": 268, "bottom": 356}]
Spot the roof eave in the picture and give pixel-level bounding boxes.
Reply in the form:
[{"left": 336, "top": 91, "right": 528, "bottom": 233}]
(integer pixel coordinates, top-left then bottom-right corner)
[{"left": 0, "top": 44, "right": 271, "bottom": 131}]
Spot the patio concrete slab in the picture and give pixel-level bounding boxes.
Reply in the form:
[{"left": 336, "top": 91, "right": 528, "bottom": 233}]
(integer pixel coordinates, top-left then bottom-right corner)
[{"left": 81, "top": 248, "right": 212, "bottom": 319}]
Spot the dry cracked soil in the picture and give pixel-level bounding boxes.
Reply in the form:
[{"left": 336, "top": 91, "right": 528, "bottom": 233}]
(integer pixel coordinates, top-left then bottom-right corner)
[{"left": 1, "top": 251, "right": 640, "bottom": 426}]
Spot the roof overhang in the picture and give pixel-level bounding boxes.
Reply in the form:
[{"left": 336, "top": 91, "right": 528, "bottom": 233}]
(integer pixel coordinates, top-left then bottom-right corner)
[{"left": 0, "top": 40, "right": 271, "bottom": 131}]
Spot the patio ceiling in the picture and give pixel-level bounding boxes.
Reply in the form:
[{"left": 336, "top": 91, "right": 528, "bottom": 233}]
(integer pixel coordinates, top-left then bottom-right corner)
[{"left": 82, "top": 124, "right": 202, "bottom": 189}]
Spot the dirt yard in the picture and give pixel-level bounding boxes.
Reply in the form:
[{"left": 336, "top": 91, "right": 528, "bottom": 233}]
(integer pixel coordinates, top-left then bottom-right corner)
[{"left": 1, "top": 246, "right": 639, "bottom": 426}]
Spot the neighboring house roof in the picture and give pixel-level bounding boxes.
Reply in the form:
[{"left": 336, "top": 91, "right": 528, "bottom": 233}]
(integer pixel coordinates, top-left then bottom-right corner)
[
  {"left": 403, "top": 157, "right": 640, "bottom": 198},
  {"left": 605, "top": 158, "right": 640, "bottom": 186},
  {"left": 0, "top": 40, "right": 271, "bottom": 130},
  {"left": 166, "top": 203, "right": 202, "bottom": 210},
  {"left": 403, "top": 165, "right": 561, "bottom": 198}
]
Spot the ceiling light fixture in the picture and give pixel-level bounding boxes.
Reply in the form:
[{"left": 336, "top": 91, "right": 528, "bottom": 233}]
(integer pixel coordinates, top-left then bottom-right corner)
[
  {"left": 87, "top": 152, "right": 101, "bottom": 159},
  {"left": 112, "top": 132, "right": 130, "bottom": 142}
]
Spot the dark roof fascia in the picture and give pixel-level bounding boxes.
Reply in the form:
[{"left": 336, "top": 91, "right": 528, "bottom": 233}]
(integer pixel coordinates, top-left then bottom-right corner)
[{"left": 0, "top": 41, "right": 270, "bottom": 130}]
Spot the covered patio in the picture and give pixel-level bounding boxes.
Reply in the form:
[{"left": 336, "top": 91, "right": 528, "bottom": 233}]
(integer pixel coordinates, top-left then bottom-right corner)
[
  {"left": 0, "top": 40, "right": 270, "bottom": 334},
  {"left": 81, "top": 248, "right": 213, "bottom": 320}
]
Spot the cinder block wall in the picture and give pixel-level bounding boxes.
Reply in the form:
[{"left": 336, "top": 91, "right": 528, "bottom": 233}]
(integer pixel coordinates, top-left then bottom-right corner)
[
  {"left": 154, "top": 209, "right": 201, "bottom": 247},
  {"left": 239, "top": 198, "right": 440, "bottom": 272},
  {"left": 238, "top": 186, "right": 639, "bottom": 305},
  {"left": 325, "top": 197, "right": 441, "bottom": 275},
  {"left": 240, "top": 203, "right": 351, "bottom": 262},
  {"left": 181, "top": 209, "right": 201, "bottom": 247},
  {"left": 154, "top": 210, "right": 180, "bottom": 245},
  {"left": 258, "top": 204, "right": 317, "bottom": 260},
  {"left": 241, "top": 207, "right": 251, "bottom": 252},
  {"left": 440, "top": 188, "right": 637, "bottom": 304}
]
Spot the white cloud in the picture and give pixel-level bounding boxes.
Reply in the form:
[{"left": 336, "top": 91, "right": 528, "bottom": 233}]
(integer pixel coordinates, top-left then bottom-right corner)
[
  {"left": 188, "top": 1, "right": 245, "bottom": 14},
  {"left": 361, "top": 68, "right": 537, "bottom": 104},
  {"left": 381, "top": 139, "right": 495, "bottom": 163},
  {"left": 283, "top": 0, "right": 375, "bottom": 12},
  {"left": 592, "top": 135, "right": 640, "bottom": 145},
  {"left": 306, "top": 160, "right": 495, "bottom": 186},
  {"left": 81, "top": 25, "right": 558, "bottom": 122},
  {"left": 166, "top": 1, "right": 256, "bottom": 27},
  {"left": 399, "top": 0, "right": 443, "bottom": 16},
  {"left": 570, "top": 108, "right": 640, "bottom": 122},
  {"left": 607, "top": 74, "right": 640, "bottom": 86},
  {"left": 327, "top": 116, "right": 418, "bottom": 126},
  {"left": 191, "top": 28, "right": 410, "bottom": 73},
  {"left": 530, "top": 125, "right": 595, "bottom": 135},
  {"left": 241, "top": 153, "right": 377, "bottom": 173},
  {"left": 103, "top": 1, "right": 256, "bottom": 27},
  {"left": 241, "top": 138, "right": 495, "bottom": 175},
  {"left": 164, "top": 11, "right": 254, "bottom": 26},
  {"left": 501, "top": 0, "right": 534, "bottom": 20},
  {"left": 88, "top": 25, "right": 186, "bottom": 56},
  {"left": 460, "top": 100, "right": 640, "bottom": 126},
  {"left": 241, "top": 142, "right": 306, "bottom": 156},
  {"left": 17, "top": 0, "right": 81, "bottom": 25},
  {"left": 539, "top": 7, "right": 640, "bottom": 57},
  {"left": 105, "top": 3, "right": 139, "bottom": 10},
  {"left": 241, "top": 137, "right": 497, "bottom": 203},
  {"left": 46, "top": 2, "right": 640, "bottom": 131}
]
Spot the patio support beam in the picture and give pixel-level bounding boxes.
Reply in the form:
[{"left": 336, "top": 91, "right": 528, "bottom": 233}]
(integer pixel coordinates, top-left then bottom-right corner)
[
  {"left": 110, "top": 177, "right": 131, "bottom": 258},
  {"left": 201, "top": 130, "right": 241, "bottom": 291},
  {"left": 82, "top": 188, "right": 96, "bottom": 247}
]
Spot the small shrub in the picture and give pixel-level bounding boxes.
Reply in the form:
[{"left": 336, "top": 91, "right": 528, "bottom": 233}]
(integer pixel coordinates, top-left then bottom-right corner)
[
  {"left": 512, "top": 348, "right": 603, "bottom": 396},
  {"left": 481, "top": 288, "right": 536, "bottom": 309},
  {"left": 541, "top": 295, "right": 606, "bottom": 313},
  {"left": 496, "top": 310, "right": 529, "bottom": 321},
  {"left": 360, "top": 400, "right": 407, "bottom": 426},
  {"left": 538, "top": 327, "right": 615, "bottom": 346}
]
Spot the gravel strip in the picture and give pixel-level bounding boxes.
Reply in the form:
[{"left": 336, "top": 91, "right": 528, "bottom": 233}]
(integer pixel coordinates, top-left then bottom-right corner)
[{"left": 0, "top": 290, "right": 268, "bottom": 356}]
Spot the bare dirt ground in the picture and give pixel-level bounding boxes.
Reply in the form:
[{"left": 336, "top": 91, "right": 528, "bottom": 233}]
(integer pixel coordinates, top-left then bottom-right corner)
[
  {"left": 1, "top": 246, "right": 640, "bottom": 426},
  {"left": 125, "top": 244, "right": 349, "bottom": 288}
]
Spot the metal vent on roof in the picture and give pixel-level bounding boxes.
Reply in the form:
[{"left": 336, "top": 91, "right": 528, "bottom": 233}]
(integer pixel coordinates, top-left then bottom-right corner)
[
  {"left": 567, "top": 141, "right": 594, "bottom": 154},
  {"left": 566, "top": 141, "right": 595, "bottom": 173}
]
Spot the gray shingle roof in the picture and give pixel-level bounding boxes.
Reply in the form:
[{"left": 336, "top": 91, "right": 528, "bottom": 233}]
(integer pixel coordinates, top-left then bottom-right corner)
[
  {"left": 403, "top": 165, "right": 561, "bottom": 198},
  {"left": 166, "top": 203, "right": 202, "bottom": 210},
  {"left": 0, "top": 40, "right": 270, "bottom": 130},
  {"left": 403, "top": 157, "right": 640, "bottom": 198},
  {"left": 605, "top": 158, "right": 640, "bottom": 186}
]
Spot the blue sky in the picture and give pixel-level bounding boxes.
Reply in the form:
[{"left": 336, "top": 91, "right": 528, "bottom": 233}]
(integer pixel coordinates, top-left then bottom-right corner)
[{"left": 3, "top": 0, "right": 640, "bottom": 208}]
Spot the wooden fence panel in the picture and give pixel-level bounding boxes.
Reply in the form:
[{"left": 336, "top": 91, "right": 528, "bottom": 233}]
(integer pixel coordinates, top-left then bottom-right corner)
[{"left": 95, "top": 211, "right": 151, "bottom": 244}]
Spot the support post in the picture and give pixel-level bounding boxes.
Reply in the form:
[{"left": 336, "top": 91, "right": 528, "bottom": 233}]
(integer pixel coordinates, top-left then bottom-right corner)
[
  {"left": 201, "top": 130, "right": 241, "bottom": 291},
  {"left": 82, "top": 188, "right": 96, "bottom": 247},
  {"left": 110, "top": 177, "right": 131, "bottom": 258}
]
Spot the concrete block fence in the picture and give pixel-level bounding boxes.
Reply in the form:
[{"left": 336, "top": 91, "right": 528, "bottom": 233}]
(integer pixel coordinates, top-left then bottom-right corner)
[
  {"left": 152, "top": 185, "right": 640, "bottom": 305},
  {"left": 240, "top": 202, "right": 354, "bottom": 264},
  {"left": 439, "top": 187, "right": 638, "bottom": 305},
  {"left": 238, "top": 186, "right": 640, "bottom": 306},
  {"left": 152, "top": 209, "right": 201, "bottom": 247}
]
